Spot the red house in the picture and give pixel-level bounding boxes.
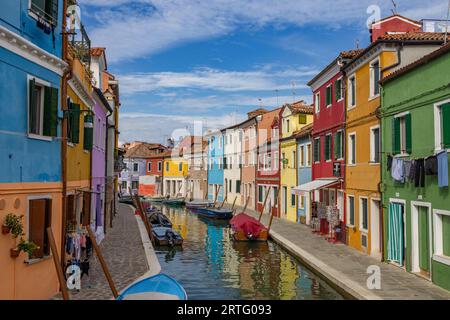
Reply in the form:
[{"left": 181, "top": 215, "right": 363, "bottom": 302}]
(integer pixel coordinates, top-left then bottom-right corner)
[
  {"left": 370, "top": 14, "right": 422, "bottom": 43},
  {"left": 306, "top": 50, "right": 361, "bottom": 243}
]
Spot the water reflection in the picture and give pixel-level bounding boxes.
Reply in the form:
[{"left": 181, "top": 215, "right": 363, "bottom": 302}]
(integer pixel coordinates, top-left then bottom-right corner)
[{"left": 152, "top": 204, "right": 343, "bottom": 300}]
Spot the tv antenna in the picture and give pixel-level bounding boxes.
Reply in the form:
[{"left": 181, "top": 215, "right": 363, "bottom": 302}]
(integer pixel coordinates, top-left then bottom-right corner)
[
  {"left": 391, "top": 0, "right": 398, "bottom": 15},
  {"left": 291, "top": 81, "right": 296, "bottom": 103}
]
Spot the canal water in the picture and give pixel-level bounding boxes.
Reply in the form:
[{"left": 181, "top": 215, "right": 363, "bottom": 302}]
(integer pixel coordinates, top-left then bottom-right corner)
[{"left": 152, "top": 204, "right": 343, "bottom": 300}]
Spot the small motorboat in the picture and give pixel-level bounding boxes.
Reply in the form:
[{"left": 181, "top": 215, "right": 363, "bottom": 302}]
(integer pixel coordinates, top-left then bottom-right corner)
[
  {"left": 152, "top": 227, "right": 183, "bottom": 247},
  {"left": 147, "top": 210, "right": 172, "bottom": 228},
  {"left": 147, "top": 195, "right": 166, "bottom": 203},
  {"left": 185, "top": 200, "right": 214, "bottom": 209},
  {"left": 192, "top": 207, "right": 233, "bottom": 220},
  {"left": 162, "top": 197, "right": 185, "bottom": 206},
  {"left": 230, "top": 213, "right": 269, "bottom": 241},
  {"left": 117, "top": 273, "right": 187, "bottom": 300}
]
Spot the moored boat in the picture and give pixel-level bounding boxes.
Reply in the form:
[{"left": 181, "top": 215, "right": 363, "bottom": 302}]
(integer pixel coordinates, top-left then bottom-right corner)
[
  {"left": 185, "top": 200, "right": 214, "bottom": 209},
  {"left": 152, "top": 226, "right": 183, "bottom": 246},
  {"left": 230, "top": 213, "right": 269, "bottom": 241},
  {"left": 191, "top": 207, "right": 233, "bottom": 220},
  {"left": 147, "top": 210, "right": 172, "bottom": 228},
  {"left": 117, "top": 273, "right": 187, "bottom": 300},
  {"left": 147, "top": 195, "right": 166, "bottom": 203}
]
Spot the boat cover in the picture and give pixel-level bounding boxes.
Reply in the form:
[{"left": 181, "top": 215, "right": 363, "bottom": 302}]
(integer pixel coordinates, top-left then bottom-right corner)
[{"left": 230, "top": 213, "right": 267, "bottom": 238}]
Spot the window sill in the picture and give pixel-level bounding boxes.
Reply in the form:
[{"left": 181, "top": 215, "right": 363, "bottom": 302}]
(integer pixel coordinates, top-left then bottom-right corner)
[
  {"left": 347, "top": 164, "right": 356, "bottom": 167},
  {"left": 28, "top": 9, "right": 55, "bottom": 28},
  {"left": 369, "top": 162, "right": 380, "bottom": 166},
  {"left": 28, "top": 133, "right": 52, "bottom": 142},
  {"left": 433, "top": 254, "right": 450, "bottom": 267},
  {"left": 347, "top": 105, "right": 356, "bottom": 111},
  {"left": 67, "top": 142, "right": 75, "bottom": 148},
  {"left": 394, "top": 153, "right": 410, "bottom": 158},
  {"left": 25, "top": 255, "right": 52, "bottom": 265},
  {"left": 368, "top": 94, "right": 380, "bottom": 101},
  {"left": 326, "top": 105, "right": 332, "bottom": 108}
]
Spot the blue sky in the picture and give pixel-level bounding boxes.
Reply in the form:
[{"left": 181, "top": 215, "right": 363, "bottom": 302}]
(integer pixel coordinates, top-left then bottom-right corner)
[{"left": 78, "top": 0, "right": 448, "bottom": 144}]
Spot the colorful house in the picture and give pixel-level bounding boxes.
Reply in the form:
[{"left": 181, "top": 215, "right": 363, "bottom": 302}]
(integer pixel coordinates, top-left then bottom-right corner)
[
  {"left": 305, "top": 50, "right": 360, "bottom": 242},
  {"left": 293, "top": 124, "right": 313, "bottom": 224},
  {"left": 185, "top": 137, "right": 208, "bottom": 200},
  {"left": 380, "top": 43, "right": 450, "bottom": 291},
  {"left": 279, "top": 101, "right": 313, "bottom": 223},
  {"left": 162, "top": 147, "right": 188, "bottom": 197},
  {"left": 145, "top": 153, "right": 165, "bottom": 196},
  {"left": 206, "top": 130, "right": 224, "bottom": 202},
  {"left": 256, "top": 107, "right": 282, "bottom": 217},
  {"left": 0, "top": 0, "right": 66, "bottom": 299},
  {"left": 223, "top": 125, "right": 243, "bottom": 206},
  {"left": 342, "top": 30, "right": 446, "bottom": 256}
]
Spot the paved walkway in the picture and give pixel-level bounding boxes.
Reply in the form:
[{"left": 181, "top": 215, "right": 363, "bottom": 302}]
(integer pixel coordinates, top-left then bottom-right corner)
[
  {"left": 53, "top": 203, "right": 150, "bottom": 300},
  {"left": 234, "top": 206, "right": 450, "bottom": 300}
]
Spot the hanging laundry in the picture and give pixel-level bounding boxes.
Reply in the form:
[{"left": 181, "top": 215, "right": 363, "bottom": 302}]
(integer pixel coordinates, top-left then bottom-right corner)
[
  {"left": 391, "top": 158, "right": 405, "bottom": 183},
  {"left": 408, "top": 160, "right": 416, "bottom": 182},
  {"left": 425, "top": 155, "right": 438, "bottom": 175},
  {"left": 414, "top": 158, "right": 425, "bottom": 188},
  {"left": 404, "top": 161, "right": 412, "bottom": 182},
  {"left": 437, "top": 151, "right": 449, "bottom": 188},
  {"left": 387, "top": 155, "right": 393, "bottom": 171}
]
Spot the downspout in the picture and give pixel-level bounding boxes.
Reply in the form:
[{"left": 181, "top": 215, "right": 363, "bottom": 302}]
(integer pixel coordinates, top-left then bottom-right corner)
[
  {"left": 104, "top": 109, "right": 113, "bottom": 234},
  {"left": 61, "top": 0, "right": 73, "bottom": 266}
]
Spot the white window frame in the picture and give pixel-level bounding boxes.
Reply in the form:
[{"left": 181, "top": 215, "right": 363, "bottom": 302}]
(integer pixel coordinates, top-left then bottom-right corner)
[
  {"left": 348, "top": 132, "right": 356, "bottom": 166},
  {"left": 432, "top": 209, "right": 450, "bottom": 266},
  {"left": 299, "top": 145, "right": 305, "bottom": 167},
  {"left": 315, "top": 92, "right": 321, "bottom": 113},
  {"left": 369, "top": 58, "right": 381, "bottom": 100},
  {"left": 433, "top": 99, "right": 450, "bottom": 152},
  {"left": 314, "top": 137, "right": 320, "bottom": 164},
  {"left": 336, "top": 129, "right": 344, "bottom": 161},
  {"left": 158, "top": 161, "right": 162, "bottom": 172},
  {"left": 325, "top": 133, "right": 332, "bottom": 162},
  {"left": 348, "top": 74, "right": 356, "bottom": 109},
  {"left": 147, "top": 162, "right": 152, "bottom": 172},
  {"left": 326, "top": 84, "right": 333, "bottom": 108},
  {"left": 347, "top": 195, "right": 355, "bottom": 227},
  {"left": 27, "top": 75, "right": 52, "bottom": 141},
  {"left": 394, "top": 112, "right": 411, "bottom": 156},
  {"left": 370, "top": 125, "right": 381, "bottom": 164},
  {"left": 359, "top": 196, "right": 369, "bottom": 233},
  {"left": 306, "top": 143, "right": 312, "bottom": 167},
  {"left": 335, "top": 76, "right": 344, "bottom": 102}
]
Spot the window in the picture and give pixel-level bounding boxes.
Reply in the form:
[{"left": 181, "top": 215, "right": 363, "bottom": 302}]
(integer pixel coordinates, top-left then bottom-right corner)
[
  {"left": 166, "top": 162, "right": 169, "bottom": 172},
  {"left": 335, "top": 78, "right": 343, "bottom": 101},
  {"left": 132, "top": 181, "right": 138, "bottom": 189},
  {"left": 334, "top": 130, "right": 344, "bottom": 160},
  {"left": 286, "top": 119, "right": 290, "bottom": 133},
  {"left": 258, "top": 185, "right": 264, "bottom": 202},
  {"left": 313, "top": 138, "right": 321, "bottom": 163},
  {"left": 224, "top": 157, "right": 228, "bottom": 169},
  {"left": 299, "top": 114, "right": 307, "bottom": 124},
  {"left": 148, "top": 162, "right": 152, "bottom": 172},
  {"left": 291, "top": 191, "right": 296, "bottom": 207},
  {"left": 348, "top": 133, "right": 356, "bottom": 165},
  {"left": 229, "top": 180, "right": 233, "bottom": 193},
  {"left": 282, "top": 152, "right": 286, "bottom": 169},
  {"left": 28, "top": 199, "right": 52, "bottom": 259},
  {"left": 83, "top": 114, "right": 93, "bottom": 151},
  {"left": 435, "top": 102, "right": 450, "bottom": 150},
  {"left": 360, "top": 198, "right": 369, "bottom": 232},
  {"left": 121, "top": 181, "right": 127, "bottom": 190},
  {"left": 392, "top": 114, "right": 411, "bottom": 155},
  {"left": 348, "top": 75, "right": 356, "bottom": 108},
  {"left": 347, "top": 196, "right": 355, "bottom": 226},
  {"left": 229, "top": 156, "right": 233, "bottom": 169},
  {"left": 292, "top": 151, "right": 296, "bottom": 169},
  {"left": 28, "top": 77, "right": 58, "bottom": 138},
  {"left": 307, "top": 143, "right": 312, "bottom": 166},
  {"left": 370, "top": 60, "right": 381, "bottom": 97},
  {"left": 299, "top": 146, "right": 305, "bottom": 167},
  {"left": 218, "top": 157, "right": 222, "bottom": 170},
  {"left": 433, "top": 210, "right": 450, "bottom": 260},
  {"left": 133, "top": 163, "right": 139, "bottom": 172},
  {"left": 315, "top": 92, "right": 321, "bottom": 113},
  {"left": 158, "top": 161, "right": 162, "bottom": 172},
  {"left": 30, "top": 0, "right": 59, "bottom": 26},
  {"left": 326, "top": 84, "right": 332, "bottom": 107},
  {"left": 178, "top": 162, "right": 183, "bottom": 172},
  {"left": 370, "top": 126, "right": 381, "bottom": 163},
  {"left": 325, "top": 134, "right": 332, "bottom": 161},
  {"left": 236, "top": 180, "right": 241, "bottom": 193}
]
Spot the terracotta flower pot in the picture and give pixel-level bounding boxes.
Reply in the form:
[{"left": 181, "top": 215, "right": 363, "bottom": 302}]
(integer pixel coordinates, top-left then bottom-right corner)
[
  {"left": 10, "top": 248, "right": 20, "bottom": 258},
  {"left": 2, "top": 224, "right": 10, "bottom": 235}
]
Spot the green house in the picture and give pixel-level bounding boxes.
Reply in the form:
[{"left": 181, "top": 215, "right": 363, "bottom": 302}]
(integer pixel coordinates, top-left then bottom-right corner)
[{"left": 380, "top": 43, "right": 450, "bottom": 292}]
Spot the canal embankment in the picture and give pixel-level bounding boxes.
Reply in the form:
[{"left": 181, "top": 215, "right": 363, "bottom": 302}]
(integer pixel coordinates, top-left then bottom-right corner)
[{"left": 232, "top": 204, "right": 450, "bottom": 300}]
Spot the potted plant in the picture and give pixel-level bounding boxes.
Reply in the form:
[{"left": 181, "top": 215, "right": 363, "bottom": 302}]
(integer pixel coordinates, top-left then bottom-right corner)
[
  {"left": 17, "top": 238, "right": 39, "bottom": 258},
  {"left": 10, "top": 247, "right": 20, "bottom": 258},
  {"left": 2, "top": 213, "right": 24, "bottom": 237}
]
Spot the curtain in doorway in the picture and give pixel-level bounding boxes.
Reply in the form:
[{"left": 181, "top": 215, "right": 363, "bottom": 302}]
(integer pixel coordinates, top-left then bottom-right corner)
[{"left": 388, "top": 202, "right": 404, "bottom": 265}]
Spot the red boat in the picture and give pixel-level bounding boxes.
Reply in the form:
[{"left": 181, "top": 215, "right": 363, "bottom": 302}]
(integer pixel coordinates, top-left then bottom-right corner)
[{"left": 230, "top": 213, "right": 269, "bottom": 241}]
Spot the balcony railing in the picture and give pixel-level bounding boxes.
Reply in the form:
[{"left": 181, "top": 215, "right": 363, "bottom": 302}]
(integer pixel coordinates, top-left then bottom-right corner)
[{"left": 70, "top": 22, "right": 91, "bottom": 68}]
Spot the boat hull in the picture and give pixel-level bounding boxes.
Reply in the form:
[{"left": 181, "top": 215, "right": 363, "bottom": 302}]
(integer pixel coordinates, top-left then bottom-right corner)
[
  {"left": 152, "top": 227, "right": 183, "bottom": 247},
  {"left": 191, "top": 207, "right": 233, "bottom": 220},
  {"left": 162, "top": 198, "right": 185, "bottom": 206},
  {"left": 230, "top": 213, "right": 269, "bottom": 242}
]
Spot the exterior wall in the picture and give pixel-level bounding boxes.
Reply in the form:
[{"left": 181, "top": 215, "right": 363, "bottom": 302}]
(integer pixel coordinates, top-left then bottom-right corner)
[
  {"left": 0, "top": 0, "right": 64, "bottom": 300},
  {"left": 207, "top": 133, "right": 224, "bottom": 202},
  {"left": 162, "top": 156, "right": 188, "bottom": 197},
  {"left": 144, "top": 157, "right": 164, "bottom": 196},
  {"left": 187, "top": 150, "right": 207, "bottom": 200},
  {"left": 146, "top": 158, "right": 163, "bottom": 176},
  {"left": 296, "top": 136, "right": 312, "bottom": 224},
  {"left": 371, "top": 16, "right": 421, "bottom": 42},
  {"left": 381, "top": 50, "right": 450, "bottom": 291},
  {"left": 119, "top": 158, "right": 147, "bottom": 195},
  {"left": 223, "top": 128, "right": 242, "bottom": 206},
  {"left": 241, "top": 122, "right": 257, "bottom": 210}
]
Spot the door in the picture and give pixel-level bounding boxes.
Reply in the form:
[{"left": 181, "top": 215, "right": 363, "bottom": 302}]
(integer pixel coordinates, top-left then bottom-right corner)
[
  {"left": 387, "top": 202, "right": 405, "bottom": 266},
  {"left": 371, "top": 200, "right": 381, "bottom": 258},
  {"left": 418, "top": 206, "right": 430, "bottom": 275},
  {"left": 337, "top": 191, "right": 344, "bottom": 222},
  {"left": 282, "top": 186, "right": 287, "bottom": 215}
]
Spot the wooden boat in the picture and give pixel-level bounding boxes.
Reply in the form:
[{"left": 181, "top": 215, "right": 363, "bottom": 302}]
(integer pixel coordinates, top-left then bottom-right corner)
[
  {"left": 146, "top": 195, "right": 166, "bottom": 203},
  {"left": 191, "top": 207, "right": 233, "bottom": 220},
  {"left": 162, "top": 197, "right": 185, "bottom": 206},
  {"left": 185, "top": 200, "right": 214, "bottom": 209},
  {"left": 117, "top": 273, "right": 187, "bottom": 300},
  {"left": 152, "top": 226, "right": 183, "bottom": 246},
  {"left": 230, "top": 213, "right": 269, "bottom": 241},
  {"left": 147, "top": 210, "right": 172, "bottom": 228}
]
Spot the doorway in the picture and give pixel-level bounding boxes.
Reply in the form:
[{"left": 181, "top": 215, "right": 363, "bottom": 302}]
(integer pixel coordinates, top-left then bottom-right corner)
[
  {"left": 411, "top": 203, "right": 432, "bottom": 278},
  {"left": 371, "top": 199, "right": 381, "bottom": 258},
  {"left": 387, "top": 201, "right": 405, "bottom": 267}
]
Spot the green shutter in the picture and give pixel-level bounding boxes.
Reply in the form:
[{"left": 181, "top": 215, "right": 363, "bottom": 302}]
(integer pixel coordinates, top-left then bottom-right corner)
[
  {"left": 69, "top": 103, "right": 80, "bottom": 144},
  {"left": 324, "top": 136, "right": 330, "bottom": 160},
  {"left": 442, "top": 103, "right": 450, "bottom": 148},
  {"left": 405, "top": 113, "right": 412, "bottom": 154},
  {"left": 43, "top": 86, "right": 58, "bottom": 137},
  {"left": 299, "top": 114, "right": 306, "bottom": 124},
  {"left": 83, "top": 114, "right": 93, "bottom": 151},
  {"left": 335, "top": 80, "right": 342, "bottom": 101},
  {"left": 392, "top": 117, "right": 400, "bottom": 155},
  {"left": 334, "top": 133, "right": 339, "bottom": 159},
  {"left": 29, "top": 79, "right": 37, "bottom": 133}
]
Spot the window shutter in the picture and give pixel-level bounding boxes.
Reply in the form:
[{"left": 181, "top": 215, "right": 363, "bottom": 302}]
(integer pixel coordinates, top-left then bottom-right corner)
[
  {"left": 334, "top": 133, "right": 339, "bottom": 159},
  {"left": 45, "top": 0, "right": 59, "bottom": 26},
  {"left": 335, "top": 80, "right": 341, "bottom": 100},
  {"left": 43, "top": 86, "right": 58, "bottom": 137},
  {"left": 29, "top": 200, "right": 47, "bottom": 259},
  {"left": 29, "top": 79, "right": 37, "bottom": 133},
  {"left": 83, "top": 114, "right": 93, "bottom": 151},
  {"left": 442, "top": 103, "right": 450, "bottom": 148},
  {"left": 69, "top": 103, "right": 80, "bottom": 144},
  {"left": 405, "top": 113, "right": 412, "bottom": 154},
  {"left": 299, "top": 114, "right": 306, "bottom": 124},
  {"left": 392, "top": 117, "right": 400, "bottom": 155}
]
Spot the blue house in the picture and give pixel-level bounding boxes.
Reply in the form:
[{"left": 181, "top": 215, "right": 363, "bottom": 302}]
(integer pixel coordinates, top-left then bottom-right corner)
[
  {"left": 206, "top": 130, "right": 224, "bottom": 202},
  {"left": 294, "top": 124, "right": 313, "bottom": 224},
  {"left": 0, "top": 0, "right": 67, "bottom": 299}
]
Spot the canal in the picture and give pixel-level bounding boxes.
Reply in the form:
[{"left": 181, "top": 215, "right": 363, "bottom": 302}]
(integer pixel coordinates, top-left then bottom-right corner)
[{"left": 151, "top": 204, "right": 343, "bottom": 300}]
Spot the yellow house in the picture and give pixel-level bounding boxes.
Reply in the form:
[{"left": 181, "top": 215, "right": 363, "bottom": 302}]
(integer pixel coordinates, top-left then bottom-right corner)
[
  {"left": 280, "top": 102, "right": 313, "bottom": 223},
  {"left": 162, "top": 150, "right": 188, "bottom": 197},
  {"left": 343, "top": 33, "right": 444, "bottom": 257}
]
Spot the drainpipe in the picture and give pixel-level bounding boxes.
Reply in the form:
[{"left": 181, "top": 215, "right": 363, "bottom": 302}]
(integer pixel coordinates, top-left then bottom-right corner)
[{"left": 104, "top": 112, "right": 113, "bottom": 233}]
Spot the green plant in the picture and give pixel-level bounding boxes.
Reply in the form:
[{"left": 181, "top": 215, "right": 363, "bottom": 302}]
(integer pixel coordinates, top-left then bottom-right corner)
[
  {"left": 17, "top": 238, "right": 40, "bottom": 257},
  {"left": 4, "top": 213, "right": 24, "bottom": 238}
]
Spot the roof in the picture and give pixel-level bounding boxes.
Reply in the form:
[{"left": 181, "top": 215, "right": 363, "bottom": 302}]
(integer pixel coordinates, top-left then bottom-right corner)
[
  {"left": 91, "top": 47, "right": 106, "bottom": 57},
  {"left": 288, "top": 101, "right": 314, "bottom": 115},
  {"left": 371, "top": 14, "right": 421, "bottom": 27},
  {"left": 381, "top": 42, "right": 450, "bottom": 84},
  {"left": 343, "top": 32, "right": 449, "bottom": 71},
  {"left": 93, "top": 87, "right": 113, "bottom": 113},
  {"left": 125, "top": 142, "right": 168, "bottom": 158},
  {"left": 293, "top": 123, "right": 313, "bottom": 139}
]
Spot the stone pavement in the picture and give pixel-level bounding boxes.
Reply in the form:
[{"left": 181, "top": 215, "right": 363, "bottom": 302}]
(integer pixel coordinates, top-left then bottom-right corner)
[
  {"left": 53, "top": 203, "right": 149, "bottom": 300},
  {"left": 233, "top": 206, "right": 450, "bottom": 300}
]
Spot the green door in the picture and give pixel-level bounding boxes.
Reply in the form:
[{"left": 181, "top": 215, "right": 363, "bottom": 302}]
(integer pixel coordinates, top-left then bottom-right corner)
[{"left": 418, "top": 207, "right": 430, "bottom": 272}]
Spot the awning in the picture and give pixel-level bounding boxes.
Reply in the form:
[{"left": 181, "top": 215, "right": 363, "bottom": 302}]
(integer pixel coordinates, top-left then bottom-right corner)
[{"left": 292, "top": 178, "right": 340, "bottom": 195}]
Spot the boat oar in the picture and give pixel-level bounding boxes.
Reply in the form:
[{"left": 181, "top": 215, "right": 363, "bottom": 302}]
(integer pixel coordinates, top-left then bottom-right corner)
[
  {"left": 219, "top": 193, "right": 228, "bottom": 209},
  {"left": 242, "top": 195, "right": 250, "bottom": 213},
  {"left": 46, "top": 227, "right": 70, "bottom": 300},
  {"left": 213, "top": 185, "right": 221, "bottom": 207},
  {"left": 258, "top": 186, "right": 272, "bottom": 222},
  {"left": 267, "top": 200, "right": 275, "bottom": 233},
  {"left": 231, "top": 196, "right": 237, "bottom": 211},
  {"left": 86, "top": 226, "right": 118, "bottom": 299}
]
